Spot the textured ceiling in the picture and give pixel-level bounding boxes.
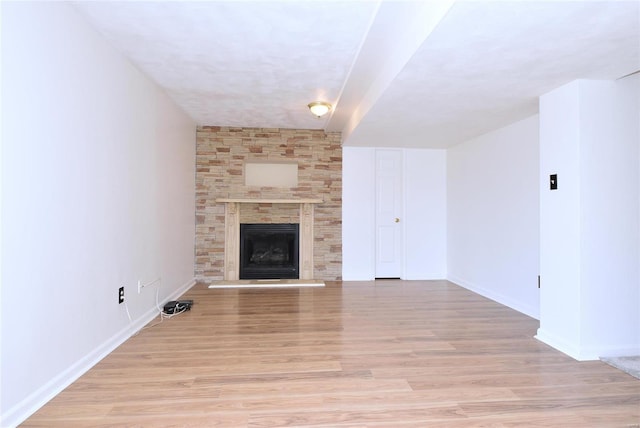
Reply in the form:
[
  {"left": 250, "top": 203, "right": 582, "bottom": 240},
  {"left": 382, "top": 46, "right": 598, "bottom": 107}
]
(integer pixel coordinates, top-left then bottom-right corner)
[
  {"left": 346, "top": 0, "right": 640, "bottom": 148},
  {"left": 72, "top": 0, "right": 640, "bottom": 148}
]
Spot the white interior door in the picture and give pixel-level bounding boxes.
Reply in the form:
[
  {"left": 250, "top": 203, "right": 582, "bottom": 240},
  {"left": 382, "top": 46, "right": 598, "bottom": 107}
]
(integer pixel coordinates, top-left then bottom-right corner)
[{"left": 375, "top": 149, "right": 403, "bottom": 278}]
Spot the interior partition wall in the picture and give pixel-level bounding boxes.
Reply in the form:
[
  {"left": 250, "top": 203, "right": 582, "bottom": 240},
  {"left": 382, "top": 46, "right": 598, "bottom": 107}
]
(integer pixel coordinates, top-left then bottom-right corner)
[{"left": 537, "top": 77, "right": 640, "bottom": 360}]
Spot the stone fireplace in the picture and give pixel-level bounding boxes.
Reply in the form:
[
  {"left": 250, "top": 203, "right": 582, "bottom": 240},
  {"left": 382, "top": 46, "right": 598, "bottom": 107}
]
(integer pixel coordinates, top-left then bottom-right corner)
[
  {"left": 195, "top": 126, "right": 342, "bottom": 281},
  {"left": 216, "top": 198, "right": 321, "bottom": 280}
]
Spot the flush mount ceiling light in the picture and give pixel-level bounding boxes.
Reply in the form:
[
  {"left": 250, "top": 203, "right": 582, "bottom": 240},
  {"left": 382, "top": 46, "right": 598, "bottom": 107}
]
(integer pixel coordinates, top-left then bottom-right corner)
[{"left": 308, "top": 101, "right": 332, "bottom": 118}]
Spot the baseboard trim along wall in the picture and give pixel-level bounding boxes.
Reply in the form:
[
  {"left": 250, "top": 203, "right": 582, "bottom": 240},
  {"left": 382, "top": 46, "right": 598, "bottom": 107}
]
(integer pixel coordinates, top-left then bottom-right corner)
[
  {"left": 2, "top": 278, "right": 196, "bottom": 428},
  {"left": 536, "top": 328, "right": 640, "bottom": 362},
  {"left": 447, "top": 276, "right": 539, "bottom": 320},
  {"left": 535, "top": 328, "right": 587, "bottom": 361}
]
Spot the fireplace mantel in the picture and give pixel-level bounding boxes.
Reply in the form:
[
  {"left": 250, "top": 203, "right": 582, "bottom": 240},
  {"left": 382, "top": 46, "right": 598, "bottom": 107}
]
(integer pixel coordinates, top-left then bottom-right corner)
[{"left": 216, "top": 198, "right": 322, "bottom": 280}]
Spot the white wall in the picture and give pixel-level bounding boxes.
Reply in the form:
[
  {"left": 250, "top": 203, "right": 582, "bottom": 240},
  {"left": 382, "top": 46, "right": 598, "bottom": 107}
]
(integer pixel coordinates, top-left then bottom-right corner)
[
  {"left": 580, "top": 78, "right": 639, "bottom": 357},
  {"left": 403, "top": 149, "right": 447, "bottom": 279},
  {"left": 1, "top": 3, "right": 196, "bottom": 426},
  {"left": 537, "top": 82, "right": 582, "bottom": 352},
  {"left": 342, "top": 147, "right": 376, "bottom": 280},
  {"left": 538, "top": 78, "right": 640, "bottom": 360},
  {"left": 342, "top": 147, "right": 446, "bottom": 280},
  {"left": 447, "top": 115, "right": 540, "bottom": 319}
]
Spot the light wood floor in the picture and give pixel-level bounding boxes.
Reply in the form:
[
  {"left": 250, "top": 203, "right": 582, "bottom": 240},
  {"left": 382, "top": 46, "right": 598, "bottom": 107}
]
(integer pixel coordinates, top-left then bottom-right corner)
[{"left": 22, "top": 280, "right": 640, "bottom": 427}]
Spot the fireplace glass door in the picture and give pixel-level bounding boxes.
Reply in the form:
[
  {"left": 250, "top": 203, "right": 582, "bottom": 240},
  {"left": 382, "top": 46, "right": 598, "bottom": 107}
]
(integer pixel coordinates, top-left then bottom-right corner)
[{"left": 239, "top": 223, "right": 299, "bottom": 279}]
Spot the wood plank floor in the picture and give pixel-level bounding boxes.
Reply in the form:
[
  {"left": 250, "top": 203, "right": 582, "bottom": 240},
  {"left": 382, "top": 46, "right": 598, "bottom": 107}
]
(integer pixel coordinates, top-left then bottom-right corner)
[{"left": 22, "top": 280, "right": 640, "bottom": 427}]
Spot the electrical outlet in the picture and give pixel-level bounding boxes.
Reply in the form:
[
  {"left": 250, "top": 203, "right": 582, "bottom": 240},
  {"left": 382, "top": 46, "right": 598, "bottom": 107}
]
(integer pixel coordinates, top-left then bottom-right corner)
[{"left": 118, "top": 286, "right": 125, "bottom": 304}]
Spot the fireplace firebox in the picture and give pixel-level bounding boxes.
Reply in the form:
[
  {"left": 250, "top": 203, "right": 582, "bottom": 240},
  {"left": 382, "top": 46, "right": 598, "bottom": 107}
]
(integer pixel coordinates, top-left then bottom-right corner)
[{"left": 239, "top": 223, "right": 299, "bottom": 279}]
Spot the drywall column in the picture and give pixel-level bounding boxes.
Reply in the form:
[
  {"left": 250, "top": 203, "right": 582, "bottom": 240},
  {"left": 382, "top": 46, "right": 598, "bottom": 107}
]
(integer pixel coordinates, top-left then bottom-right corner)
[
  {"left": 537, "top": 81, "right": 582, "bottom": 358},
  {"left": 538, "top": 78, "right": 640, "bottom": 360}
]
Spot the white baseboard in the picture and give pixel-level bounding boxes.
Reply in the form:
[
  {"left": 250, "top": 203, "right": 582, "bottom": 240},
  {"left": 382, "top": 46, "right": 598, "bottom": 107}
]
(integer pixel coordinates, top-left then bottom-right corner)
[
  {"left": 536, "top": 328, "right": 640, "bottom": 361},
  {"left": 1, "top": 278, "right": 196, "bottom": 428},
  {"left": 447, "top": 275, "right": 539, "bottom": 320},
  {"left": 341, "top": 273, "right": 375, "bottom": 281},
  {"left": 535, "top": 328, "right": 588, "bottom": 360},
  {"left": 402, "top": 273, "right": 446, "bottom": 280}
]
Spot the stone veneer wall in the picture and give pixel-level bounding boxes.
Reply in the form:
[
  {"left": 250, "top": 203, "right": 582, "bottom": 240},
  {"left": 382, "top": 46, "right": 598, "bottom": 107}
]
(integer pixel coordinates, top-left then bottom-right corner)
[{"left": 195, "top": 126, "right": 342, "bottom": 280}]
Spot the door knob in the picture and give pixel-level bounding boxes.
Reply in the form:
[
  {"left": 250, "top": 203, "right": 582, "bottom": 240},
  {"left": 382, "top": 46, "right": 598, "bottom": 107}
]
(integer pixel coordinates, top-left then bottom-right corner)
[{"left": 395, "top": 218, "right": 400, "bottom": 223}]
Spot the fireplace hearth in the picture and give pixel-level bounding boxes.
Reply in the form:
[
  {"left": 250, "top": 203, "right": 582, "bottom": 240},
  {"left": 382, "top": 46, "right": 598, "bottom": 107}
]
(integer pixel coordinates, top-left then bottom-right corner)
[{"left": 239, "top": 223, "right": 299, "bottom": 279}]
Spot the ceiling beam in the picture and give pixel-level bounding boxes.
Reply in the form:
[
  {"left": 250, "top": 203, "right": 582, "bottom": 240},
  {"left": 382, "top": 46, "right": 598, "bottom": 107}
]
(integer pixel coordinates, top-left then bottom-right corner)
[{"left": 327, "top": 0, "right": 454, "bottom": 143}]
